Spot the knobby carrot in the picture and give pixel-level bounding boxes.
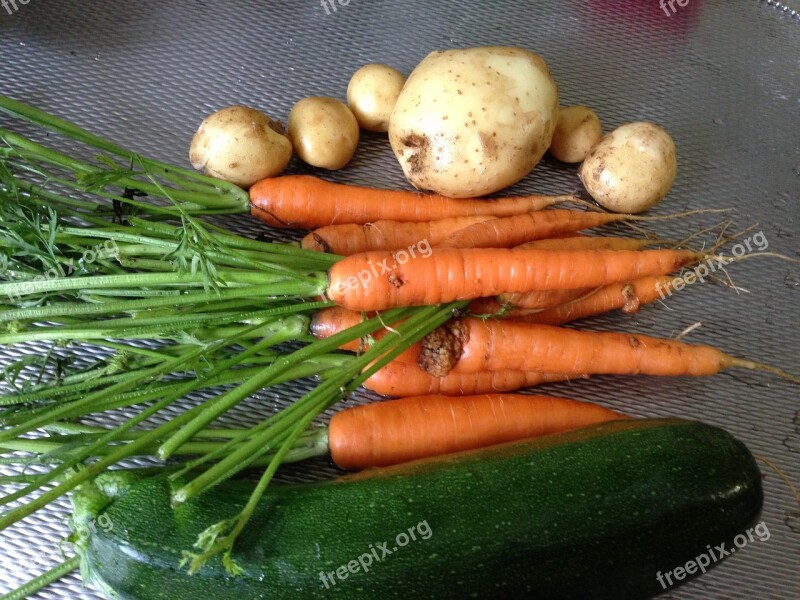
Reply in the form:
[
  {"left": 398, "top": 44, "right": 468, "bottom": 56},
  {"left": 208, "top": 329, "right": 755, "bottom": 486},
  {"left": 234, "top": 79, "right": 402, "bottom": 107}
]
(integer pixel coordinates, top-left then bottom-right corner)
[
  {"left": 516, "top": 275, "right": 678, "bottom": 326},
  {"left": 416, "top": 318, "right": 800, "bottom": 383},
  {"left": 301, "top": 216, "right": 496, "bottom": 255},
  {"left": 327, "top": 393, "right": 628, "bottom": 469},
  {"left": 441, "top": 209, "right": 715, "bottom": 249},
  {"left": 327, "top": 247, "right": 702, "bottom": 311},
  {"left": 439, "top": 210, "right": 640, "bottom": 249},
  {"left": 309, "top": 308, "right": 587, "bottom": 394},
  {"left": 249, "top": 175, "right": 578, "bottom": 228},
  {"left": 363, "top": 362, "right": 581, "bottom": 396}
]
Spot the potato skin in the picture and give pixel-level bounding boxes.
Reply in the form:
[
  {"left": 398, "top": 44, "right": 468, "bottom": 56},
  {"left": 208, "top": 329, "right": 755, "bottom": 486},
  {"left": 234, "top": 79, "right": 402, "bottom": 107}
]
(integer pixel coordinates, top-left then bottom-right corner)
[
  {"left": 189, "top": 105, "right": 292, "bottom": 188},
  {"left": 549, "top": 105, "right": 603, "bottom": 163},
  {"left": 579, "top": 122, "right": 677, "bottom": 213},
  {"left": 389, "top": 46, "right": 559, "bottom": 198},
  {"left": 347, "top": 64, "right": 405, "bottom": 133},
  {"left": 289, "top": 97, "right": 360, "bottom": 170}
]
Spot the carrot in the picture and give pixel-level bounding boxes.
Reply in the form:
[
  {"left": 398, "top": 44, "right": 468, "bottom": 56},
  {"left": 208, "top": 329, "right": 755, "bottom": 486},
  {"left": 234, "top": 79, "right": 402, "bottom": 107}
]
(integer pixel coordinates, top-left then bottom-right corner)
[
  {"left": 438, "top": 210, "right": 639, "bottom": 248},
  {"left": 497, "top": 287, "right": 595, "bottom": 311},
  {"left": 363, "top": 362, "right": 581, "bottom": 396},
  {"left": 416, "top": 318, "right": 800, "bottom": 383},
  {"left": 328, "top": 393, "right": 627, "bottom": 469},
  {"left": 309, "top": 308, "right": 587, "bottom": 394},
  {"left": 311, "top": 306, "right": 366, "bottom": 342},
  {"left": 518, "top": 236, "right": 656, "bottom": 251},
  {"left": 465, "top": 296, "right": 576, "bottom": 318},
  {"left": 466, "top": 297, "right": 519, "bottom": 315},
  {"left": 516, "top": 275, "right": 678, "bottom": 326},
  {"left": 249, "top": 175, "right": 578, "bottom": 228},
  {"left": 442, "top": 209, "right": 718, "bottom": 250},
  {"left": 493, "top": 237, "right": 660, "bottom": 309},
  {"left": 301, "top": 215, "right": 497, "bottom": 255},
  {"left": 327, "top": 247, "right": 702, "bottom": 311}
]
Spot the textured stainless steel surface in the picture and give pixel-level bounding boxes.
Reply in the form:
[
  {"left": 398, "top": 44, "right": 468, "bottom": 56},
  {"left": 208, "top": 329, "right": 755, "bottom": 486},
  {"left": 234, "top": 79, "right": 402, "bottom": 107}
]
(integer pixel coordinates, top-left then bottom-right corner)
[{"left": 1, "top": 1, "right": 798, "bottom": 598}]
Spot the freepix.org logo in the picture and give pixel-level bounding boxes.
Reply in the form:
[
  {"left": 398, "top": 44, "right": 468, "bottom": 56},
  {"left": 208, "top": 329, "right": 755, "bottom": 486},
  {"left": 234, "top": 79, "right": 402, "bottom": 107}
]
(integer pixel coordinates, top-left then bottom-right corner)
[
  {"left": 329, "top": 239, "right": 433, "bottom": 295},
  {"left": 2, "top": 0, "right": 31, "bottom": 16}
]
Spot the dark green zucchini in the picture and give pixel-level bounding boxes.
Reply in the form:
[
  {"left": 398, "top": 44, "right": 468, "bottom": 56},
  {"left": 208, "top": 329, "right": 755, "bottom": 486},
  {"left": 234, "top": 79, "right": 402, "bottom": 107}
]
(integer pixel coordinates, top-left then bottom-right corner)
[{"left": 71, "top": 418, "right": 762, "bottom": 599}]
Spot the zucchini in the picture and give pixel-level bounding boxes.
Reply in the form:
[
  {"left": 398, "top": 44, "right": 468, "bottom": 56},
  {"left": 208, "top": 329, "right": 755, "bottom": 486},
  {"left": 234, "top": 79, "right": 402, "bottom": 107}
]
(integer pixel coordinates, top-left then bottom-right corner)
[{"left": 71, "top": 418, "right": 762, "bottom": 599}]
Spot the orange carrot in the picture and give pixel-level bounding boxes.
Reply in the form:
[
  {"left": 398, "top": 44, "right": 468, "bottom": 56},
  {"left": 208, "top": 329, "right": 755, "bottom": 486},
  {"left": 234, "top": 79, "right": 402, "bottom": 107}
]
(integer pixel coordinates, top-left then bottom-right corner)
[
  {"left": 439, "top": 210, "right": 650, "bottom": 249},
  {"left": 301, "top": 216, "right": 496, "bottom": 254},
  {"left": 517, "top": 275, "right": 678, "bottom": 326},
  {"left": 416, "top": 318, "right": 799, "bottom": 383},
  {"left": 249, "top": 175, "right": 577, "bottom": 228},
  {"left": 518, "top": 236, "right": 656, "bottom": 251},
  {"left": 497, "top": 287, "right": 595, "bottom": 311},
  {"left": 363, "top": 363, "right": 581, "bottom": 396},
  {"left": 327, "top": 247, "right": 702, "bottom": 311},
  {"left": 465, "top": 296, "right": 575, "bottom": 317},
  {"left": 311, "top": 306, "right": 366, "bottom": 342},
  {"left": 309, "top": 308, "right": 586, "bottom": 394},
  {"left": 328, "top": 393, "right": 628, "bottom": 469},
  {"left": 494, "top": 237, "right": 659, "bottom": 309}
]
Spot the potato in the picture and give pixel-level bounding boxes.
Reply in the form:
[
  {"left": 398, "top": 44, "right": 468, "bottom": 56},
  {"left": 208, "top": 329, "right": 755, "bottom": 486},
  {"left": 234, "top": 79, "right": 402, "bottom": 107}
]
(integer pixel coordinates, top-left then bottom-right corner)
[
  {"left": 189, "top": 105, "right": 291, "bottom": 188},
  {"left": 549, "top": 105, "right": 602, "bottom": 163},
  {"left": 389, "top": 46, "right": 559, "bottom": 198},
  {"left": 579, "top": 121, "right": 677, "bottom": 213},
  {"left": 288, "top": 97, "right": 360, "bottom": 170},
  {"left": 347, "top": 64, "right": 405, "bottom": 132}
]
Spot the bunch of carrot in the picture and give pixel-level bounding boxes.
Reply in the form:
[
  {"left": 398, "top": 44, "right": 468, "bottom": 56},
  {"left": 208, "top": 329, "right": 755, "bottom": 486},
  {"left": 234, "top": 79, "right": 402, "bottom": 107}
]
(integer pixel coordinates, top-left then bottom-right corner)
[
  {"left": 235, "top": 174, "right": 800, "bottom": 468},
  {"left": 246, "top": 176, "right": 797, "bottom": 403}
]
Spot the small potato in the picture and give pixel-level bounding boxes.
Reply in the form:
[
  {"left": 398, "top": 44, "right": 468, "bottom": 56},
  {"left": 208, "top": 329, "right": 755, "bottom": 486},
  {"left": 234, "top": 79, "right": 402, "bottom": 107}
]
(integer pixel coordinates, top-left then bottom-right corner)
[
  {"left": 549, "top": 105, "right": 602, "bottom": 163},
  {"left": 189, "top": 105, "right": 291, "bottom": 188},
  {"left": 289, "top": 97, "right": 360, "bottom": 170},
  {"left": 579, "top": 121, "right": 677, "bottom": 213},
  {"left": 347, "top": 63, "right": 406, "bottom": 132}
]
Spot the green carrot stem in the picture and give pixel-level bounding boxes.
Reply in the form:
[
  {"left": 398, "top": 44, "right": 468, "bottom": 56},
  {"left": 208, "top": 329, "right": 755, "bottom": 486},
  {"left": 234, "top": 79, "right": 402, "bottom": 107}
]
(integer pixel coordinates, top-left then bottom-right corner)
[
  {"left": 180, "top": 304, "right": 459, "bottom": 573},
  {"left": 0, "top": 555, "right": 81, "bottom": 600},
  {"left": 0, "top": 285, "right": 272, "bottom": 323},
  {"left": 172, "top": 303, "right": 456, "bottom": 505},
  {"left": 0, "top": 306, "right": 310, "bottom": 345},
  {"left": 0, "top": 330, "right": 255, "bottom": 517},
  {"left": 0, "top": 321, "right": 345, "bottom": 516},
  {"left": 0, "top": 129, "right": 247, "bottom": 211},
  {"left": 0, "top": 423, "right": 330, "bottom": 462},
  {"left": 184, "top": 413, "right": 315, "bottom": 575},
  {"left": 0, "top": 336, "right": 219, "bottom": 445},
  {"left": 0, "top": 95, "right": 248, "bottom": 208},
  {"left": 0, "top": 269, "right": 323, "bottom": 298}
]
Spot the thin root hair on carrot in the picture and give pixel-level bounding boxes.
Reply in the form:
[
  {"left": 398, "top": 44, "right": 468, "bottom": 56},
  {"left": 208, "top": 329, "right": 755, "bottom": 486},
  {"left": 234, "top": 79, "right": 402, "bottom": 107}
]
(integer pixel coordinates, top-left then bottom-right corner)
[
  {"left": 754, "top": 455, "right": 800, "bottom": 509},
  {"left": 674, "top": 321, "right": 703, "bottom": 342},
  {"left": 728, "top": 357, "right": 800, "bottom": 385},
  {"left": 671, "top": 219, "right": 734, "bottom": 251}
]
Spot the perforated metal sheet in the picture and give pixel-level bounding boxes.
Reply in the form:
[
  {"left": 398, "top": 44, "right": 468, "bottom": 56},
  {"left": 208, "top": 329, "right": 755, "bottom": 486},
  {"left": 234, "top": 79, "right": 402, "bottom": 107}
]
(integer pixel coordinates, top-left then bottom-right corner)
[{"left": 0, "top": 1, "right": 798, "bottom": 598}]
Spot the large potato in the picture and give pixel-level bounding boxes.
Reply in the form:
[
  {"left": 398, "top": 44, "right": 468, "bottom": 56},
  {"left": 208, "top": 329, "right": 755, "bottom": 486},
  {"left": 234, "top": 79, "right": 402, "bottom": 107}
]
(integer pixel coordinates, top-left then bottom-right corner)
[
  {"left": 389, "top": 46, "right": 559, "bottom": 198},
  {"left": 579, "top": 121, "right": 677, "bottom": 213}
]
